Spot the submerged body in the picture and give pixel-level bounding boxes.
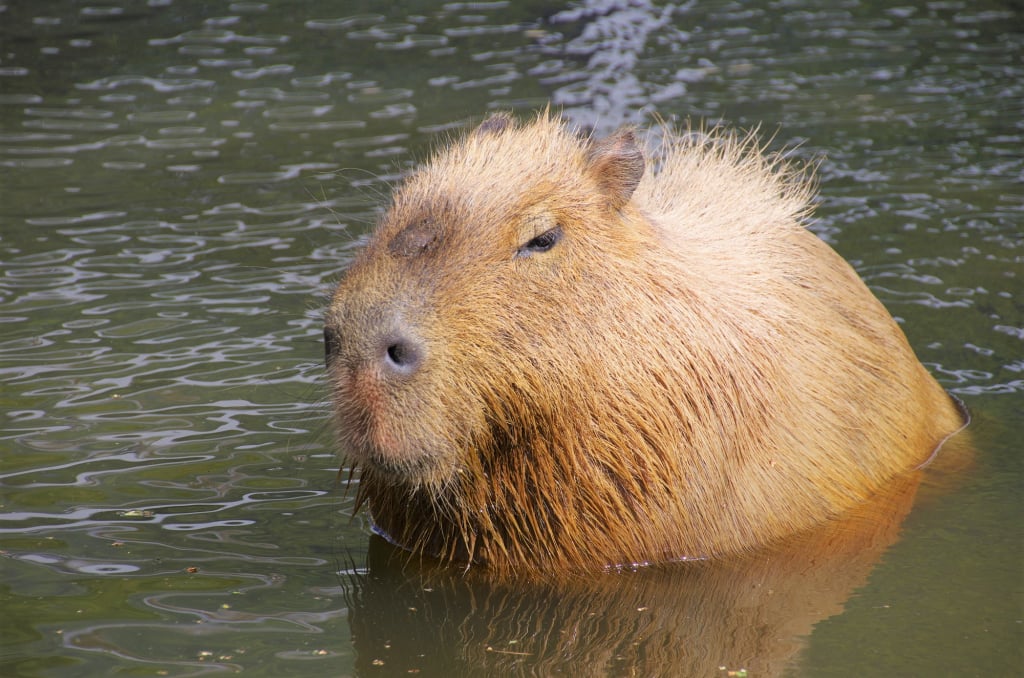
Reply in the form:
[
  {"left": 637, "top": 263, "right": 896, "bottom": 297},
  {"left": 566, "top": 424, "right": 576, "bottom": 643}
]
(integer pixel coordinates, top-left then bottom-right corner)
[{"left": 324, "top": 111, "right": 964, "bottom": 578}]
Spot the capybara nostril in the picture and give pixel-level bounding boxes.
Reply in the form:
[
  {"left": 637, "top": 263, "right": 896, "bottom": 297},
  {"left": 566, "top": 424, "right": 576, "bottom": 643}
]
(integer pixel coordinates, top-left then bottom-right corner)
[{"left": 382, "top": 335, "right": 423, "bottom": 376}]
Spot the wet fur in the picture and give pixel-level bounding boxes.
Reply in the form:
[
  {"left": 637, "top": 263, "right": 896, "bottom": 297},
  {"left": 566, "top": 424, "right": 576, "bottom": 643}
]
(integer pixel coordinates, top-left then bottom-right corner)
[{"left": 325, "top": 111, "right": 965, "bottom": 578}]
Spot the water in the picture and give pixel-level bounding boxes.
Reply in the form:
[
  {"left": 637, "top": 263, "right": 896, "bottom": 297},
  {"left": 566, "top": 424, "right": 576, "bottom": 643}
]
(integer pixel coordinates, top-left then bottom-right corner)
[{"left": 1, "top": 1, "right": 1020, "bottom": 675}]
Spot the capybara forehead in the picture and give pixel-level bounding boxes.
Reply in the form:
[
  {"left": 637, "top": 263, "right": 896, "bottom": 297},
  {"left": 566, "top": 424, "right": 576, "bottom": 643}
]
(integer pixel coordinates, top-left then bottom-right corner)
[{"left": 384, "top": 114, "right": 592, "bottom": 240}]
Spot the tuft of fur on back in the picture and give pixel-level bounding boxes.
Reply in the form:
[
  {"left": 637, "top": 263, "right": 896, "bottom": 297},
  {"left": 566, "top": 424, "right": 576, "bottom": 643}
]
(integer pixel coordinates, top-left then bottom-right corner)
[{"left": 326, "top": 111, "right": 966, "bottom": 579}]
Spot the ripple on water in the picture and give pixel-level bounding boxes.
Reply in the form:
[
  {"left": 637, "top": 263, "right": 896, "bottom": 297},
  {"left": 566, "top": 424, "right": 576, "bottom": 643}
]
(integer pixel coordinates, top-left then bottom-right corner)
[
  {"left": 345, "top": 87, "right": 414, "bottom": 105},
  {"left": 347, "top": 23, "right": 418, "bottom": 41},
  {"left": 369, "top": 103, "right": 418, "bottom": 120},
  {"left": 231, "top": 64, "right": 295, "bottom": 79},
  {"left": 149, "top": 28, "right": 289, "bottom": 47},
  {"left": 237, "top": 86, "right": 332, "bottom": 103},
  {"left": 144, "top": 135, "right": 227, "bottom": 151},
  {"left": 290, "top": 71, "right": 352, "bottom": 88},
  {"left": 267, "top": 119, "right": 366, "bottom": 133},
  {"left": 262, "top": 104, "right": 333, "bottom": 120},
  {"left": 304, "top": 15, "right": 385, "bottom": 31},
  {"left": 0, "top": 157, "right": 76, "bottom": 169},
  {"left": 23, "top": 106, "right": 114, "bottom": 120},
  {"left": 219, "top": 169, "right": 318, "bottom": 184},
  {"left": 95, "top": 317, "right": 197, "bottom": 340},
  {"left": 376, "top": 34, "right": 449, "bottom": 51},
  {"left": 126, "top": 110, "right": 198, "bottom": 124},
  {"left": 21, "top": 118, "right": 120, "bottom": 133},
  {"left": 332, "top": 133, "right": 409, "bottom": 149},
  {"left": 77, "top": 74, "right": 216, "bottom": 92},
  {"left": 102, "top": 161, "right": 148, "bottom": 170},
  {"left": 0, "top": 93, "right": 44, "bottom": 104}
]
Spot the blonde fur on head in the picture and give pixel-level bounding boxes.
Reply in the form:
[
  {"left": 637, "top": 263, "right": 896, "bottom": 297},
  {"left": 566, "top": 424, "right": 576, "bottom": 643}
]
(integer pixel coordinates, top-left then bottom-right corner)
[{"left": 326, "top": 110, "right": 965, "bottom": 579}]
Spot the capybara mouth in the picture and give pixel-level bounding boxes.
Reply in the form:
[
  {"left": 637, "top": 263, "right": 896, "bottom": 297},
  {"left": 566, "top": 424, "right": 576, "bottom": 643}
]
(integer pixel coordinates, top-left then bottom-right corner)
[
  {"left": 334, "top": 399, "right": 455, "bottom": 488},
  {"left": 360, "top": 448, "right": 448, "bottom": 485},
  {"left": 336, "top": 416, "right": 421, "bottom": 476}
]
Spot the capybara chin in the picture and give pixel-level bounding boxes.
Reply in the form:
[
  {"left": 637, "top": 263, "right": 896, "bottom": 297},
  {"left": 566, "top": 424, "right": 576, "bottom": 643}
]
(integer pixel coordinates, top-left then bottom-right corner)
[{"left": 324, "top": 110, "right": 966, "bottom": 578}]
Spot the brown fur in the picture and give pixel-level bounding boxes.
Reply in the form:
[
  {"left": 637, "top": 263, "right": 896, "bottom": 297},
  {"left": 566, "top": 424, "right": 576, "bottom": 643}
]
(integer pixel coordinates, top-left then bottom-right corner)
[{"left": 324, "top": 111, "right": 966, "bottom": 578}]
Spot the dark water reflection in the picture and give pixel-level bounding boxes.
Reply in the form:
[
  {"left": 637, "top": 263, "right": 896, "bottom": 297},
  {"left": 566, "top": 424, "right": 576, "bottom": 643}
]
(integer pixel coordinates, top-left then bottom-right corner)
[
  {"left": 348, "top": 470, "right": 930, "bottom": 677},
  {"left": 1, "top": 1, "right": 1020, "bottom": 676}
]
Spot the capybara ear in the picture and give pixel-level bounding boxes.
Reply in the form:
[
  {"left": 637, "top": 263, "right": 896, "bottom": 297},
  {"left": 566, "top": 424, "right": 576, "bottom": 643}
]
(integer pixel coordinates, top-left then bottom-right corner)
[
  {"left": 473, "top": 112, "right": 513, "bottom": 137},
  {"left": 586, "top": 129, "right": 645, "bottom": 208}
]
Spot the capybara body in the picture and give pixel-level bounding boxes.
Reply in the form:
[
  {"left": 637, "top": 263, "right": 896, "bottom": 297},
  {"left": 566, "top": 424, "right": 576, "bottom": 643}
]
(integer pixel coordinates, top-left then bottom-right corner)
[{"left": 325, "top": 111, "right": 965, "bottom": 578}]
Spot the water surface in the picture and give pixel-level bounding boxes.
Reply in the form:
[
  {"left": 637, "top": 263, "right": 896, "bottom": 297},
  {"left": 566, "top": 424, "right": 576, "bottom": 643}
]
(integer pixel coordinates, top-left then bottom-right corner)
[{"left": 1, "top": 1, "right": 1021, "bottom": 676}]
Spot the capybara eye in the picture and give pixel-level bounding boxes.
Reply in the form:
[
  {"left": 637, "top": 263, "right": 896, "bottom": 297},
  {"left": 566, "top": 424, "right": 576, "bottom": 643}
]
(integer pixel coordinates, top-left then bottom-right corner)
[{"left": 517, "top": 225, "right": 563, "bottom": 257}]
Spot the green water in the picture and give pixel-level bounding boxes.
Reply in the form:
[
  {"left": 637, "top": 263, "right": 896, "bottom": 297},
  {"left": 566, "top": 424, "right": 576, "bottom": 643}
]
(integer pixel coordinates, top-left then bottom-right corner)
[{"left": 1, "top": 1, "right": 1020, "bottom": 676}]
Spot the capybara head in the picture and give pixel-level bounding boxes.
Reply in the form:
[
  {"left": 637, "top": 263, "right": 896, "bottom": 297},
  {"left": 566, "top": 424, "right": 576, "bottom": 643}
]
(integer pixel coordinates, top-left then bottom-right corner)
[{"left": 324, "top": 111, "right": 965, "bottom": 578}]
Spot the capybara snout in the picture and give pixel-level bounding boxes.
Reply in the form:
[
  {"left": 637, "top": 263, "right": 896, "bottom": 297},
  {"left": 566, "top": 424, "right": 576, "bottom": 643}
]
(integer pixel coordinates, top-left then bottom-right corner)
[
  {"left": 381, "top": 334, "right": 424, "bottom": 376},
  {"left": 325, "top": 110, "right": 966, "bottom": 578}
]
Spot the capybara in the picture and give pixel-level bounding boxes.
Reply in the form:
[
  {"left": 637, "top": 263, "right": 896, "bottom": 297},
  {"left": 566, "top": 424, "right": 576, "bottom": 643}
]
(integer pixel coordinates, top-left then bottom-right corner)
[{"left": 324, "top": 110, "right": 966, "bottom": 578}]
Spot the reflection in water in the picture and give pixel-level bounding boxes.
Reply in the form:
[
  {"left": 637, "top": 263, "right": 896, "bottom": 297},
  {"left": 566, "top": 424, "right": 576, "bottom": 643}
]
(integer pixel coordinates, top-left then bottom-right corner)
[{"left": 347, "top": 469, "right": 928, "bottom": 677}]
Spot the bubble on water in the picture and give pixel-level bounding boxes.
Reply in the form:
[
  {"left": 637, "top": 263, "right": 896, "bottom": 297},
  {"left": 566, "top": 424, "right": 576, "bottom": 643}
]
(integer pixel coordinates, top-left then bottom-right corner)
[{"left": 74, "top": 563, "right": 141, "bottom": 574}]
